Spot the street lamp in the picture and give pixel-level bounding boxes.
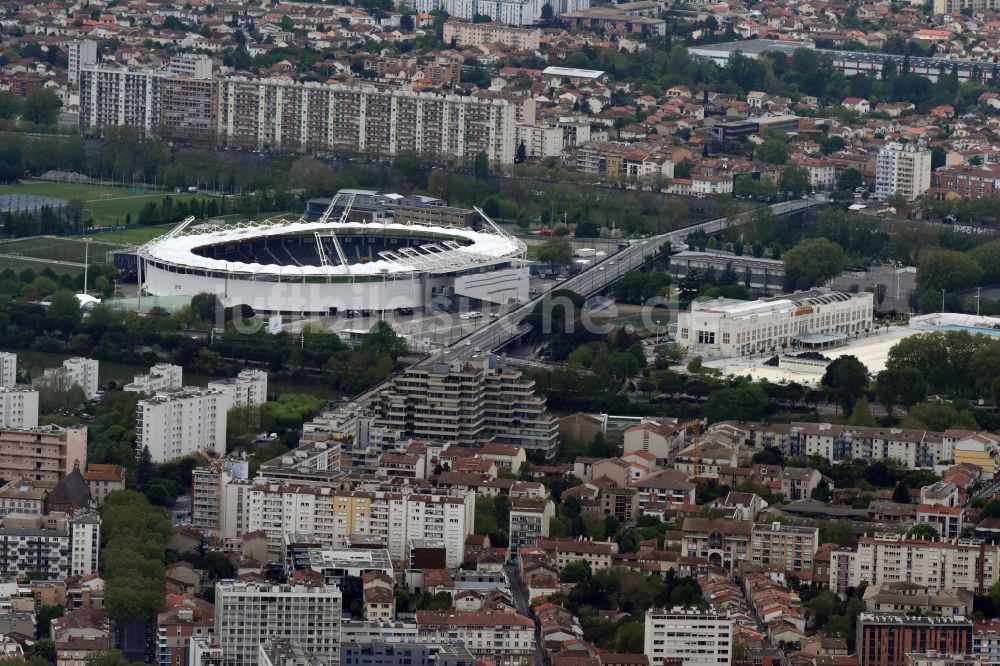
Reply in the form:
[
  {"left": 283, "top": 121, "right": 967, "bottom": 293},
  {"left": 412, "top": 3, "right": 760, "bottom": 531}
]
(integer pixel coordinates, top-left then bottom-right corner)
[{"left": 82, "top": 238, "right": 92, "bottom": 296}]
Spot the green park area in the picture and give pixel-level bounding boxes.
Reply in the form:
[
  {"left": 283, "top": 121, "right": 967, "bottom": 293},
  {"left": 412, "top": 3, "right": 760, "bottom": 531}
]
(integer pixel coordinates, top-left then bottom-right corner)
[{"left": 0, "top": 181, "right": 212, "bottom": 229}]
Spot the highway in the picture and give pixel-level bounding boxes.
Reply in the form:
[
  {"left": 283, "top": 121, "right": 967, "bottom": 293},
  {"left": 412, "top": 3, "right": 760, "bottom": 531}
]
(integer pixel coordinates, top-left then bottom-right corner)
[{"left": 350, "top": 198, "right": 821, "bottom": 402}]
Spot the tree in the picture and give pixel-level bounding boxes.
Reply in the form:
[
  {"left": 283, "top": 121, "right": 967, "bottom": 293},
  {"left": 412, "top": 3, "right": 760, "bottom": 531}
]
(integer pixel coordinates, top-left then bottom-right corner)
[
  {"left": 811, "top": 478, "right": 832, "bottom": 502},
  {"left": 756, "top": 137, "right": 790, "bottom": 165},
  {"left": 837, "top": 168, "right": 864, "bottom": 192},
  {"left": 907, "top": 523, "right": 939, "bottom": 540},
  {"left": 85, "top": 651, "right": 131, "bottom": 666},
  {"left": 22, "top": 88, "right": 61, "bottom": 126},
  {"left": 703, "top": 384, "right": 774, "bottom": 423},
  {"left": 560, "top": 559, "right": 592, "bottom": 583},
  {"left": 821, "top": 355, "right": 869, "bottom": 415},
  {"left": 971, "top": 239, "right": 1000, "bottom": 283},
  {"left": 427, "top": 168, "right": 447, "bottom": 199},
  {"left": 847, "top": 397, "right": 876, "bottom": 426},
  {"left": 190, "top": 292, "right": 221, "bottom": 324},
  {"left": 917, "top": 249, "right": 983, "bottom": 294},
  {"left": 48, "top": 289, "right": 82, "bottom": 326},
  {"left": 537, "top": 238, "right": 573, "bottom": 266},
  {"left": 392, "top": 150, "right": 423, "bottom": 186},
  {"left": 820, "top": 135, "right": 845, "bottom": 155},
  {"left": 892, "top": 481, "right": 911, "bottom": 504},
  {"left": 779, "top": 164, "right": 811, "bottom": 196},
  {"left": 874, "top": 367, "right": 927, "bottom": 414},
  {"left": 474, "top": 151, "right": 489, "bottom": 180},
  {"left": 783, "top": 238, "right": 846, "bottom": 289}
]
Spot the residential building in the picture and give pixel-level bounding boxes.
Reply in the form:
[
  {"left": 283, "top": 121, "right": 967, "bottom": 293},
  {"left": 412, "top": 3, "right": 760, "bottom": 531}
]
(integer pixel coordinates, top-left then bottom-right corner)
[
  {"left": 0, "top": 425, "right": 88, "bottom": 484},
  {"left": 79, "top": 64, "right": 166, "bottom": 132},
  {"left": 935, "top": 164, "right": 1000, "bottom": 199},
  {"left": 219, "top": 78, "right": 518, "bottom": 164},
  {"left": 676, "top": 289, "right": 875, "bottom": 357},
  {"left": 622, "top": 420, "right": 686, "bottom": 460},
  {"left": 376, "top": 355, "right": 559, "bottom": 459},
  {"left": 916, "top": 504, "right": 965, "bottom": 539},
  {"left": 829, "top": 533, "right": 1000, "bottom": 596},
  {"left": 214, "top": 581, "right": 342, "bottom": 666},
  {"left": 0, "top": 387, "right": 38, "bottom": 429},
  {"left": 157, "top": 594, "right": 215, "bottom": 666},
  {"left": 67, "top": 40, "right": 98, "bottom": 85},
  {"left": 973, "top": 621, "right": 1000, "bottom": 666},
  {"left": 415, "top": 611, "right": 534, "bottom": 666},
  {"left": 191, "top": 455, "right": 250, "bottom": 545},
  {"left": 82, "top": 464, "right": 126, "bottom": 508},
  {"left": 537, "top": 537, "right": 618, "bottom": 572},
  {"left": 36, "top": 358, "right": 100, "bottom": 401},
  {"left": 781, "top": 467, "right": 823, "bottom": 501},
  {"left": 798, "top": 157, "right": 837, "bottom": 190},
  {"left": 560, "top": 6, "right": 666, "bottom": 35},
  {"left": 0, "top": 477, "right": 49, "bottom": 517},
  {"left": 188, "top": 638, "right": 222, "bottom": 666},
  {"left": 167, "top": 54, "right": 213, "bottom": 79},
  {"left": 681, "top": 517, "right": 752, "bottom": 573},
  {"left": 508, "top": 497, "right": 555, "bottom": 554},
  {"left": 856, "top": 614, "right": 972, "bottom": 666},
  {"left": 159, "top": 77, "right": 220, "bottom": 144},
  {"left": 644, "top": 608, "right": 734, "bottom": 666},
  {"left": 442, "top": 20, "right": 541, "bottom": 49},
  {"left": 0, "top": 352, "right": 16, "bottom": 388},
  {"left": 52, "top": 607, "right": 111, "bottom": 666},
  {"left": 124, "top": 364, "right": 184, "bottom": 394},
  {"left": 340, "top": 642, "right": 475, "bottom": 666},
  {"left": 208, "top": 369, "right": 268, "bottom": 407},
  {"left": 876, "top": 142, "right": 932, "bottom": 201},
  {"left": 245, "top": 483, "right": 475, "bottom": 567},
  {"left": 750, "top": 522, "right": 819, "bottom": 573},
  {"left": 632, "top": 469, "right": 696, "bottom": 510},
  {"left": 863, "top": 582, "right": 972, "bottom": 617},
  {"left": 137, "top": 388, "right": 233, "bottom": 462},
  {"left": 0, "top": 511, "right": 100, "bottom": 579}
]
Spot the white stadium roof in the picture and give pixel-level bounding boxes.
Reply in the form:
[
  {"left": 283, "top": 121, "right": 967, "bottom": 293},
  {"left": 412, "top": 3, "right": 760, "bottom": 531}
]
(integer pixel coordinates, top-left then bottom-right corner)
[{"left": 141, "top": 218, "right": 525, "bottom": 277}]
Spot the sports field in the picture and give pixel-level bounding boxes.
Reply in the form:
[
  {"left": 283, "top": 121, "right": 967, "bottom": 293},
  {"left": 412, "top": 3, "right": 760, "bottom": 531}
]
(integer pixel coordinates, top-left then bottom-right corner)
[
  {"left": 0, "top": 181, "right": 213, "bottom": 228},
  {"left": 0, "top": 236, "right": 133, "bottom": 263}
]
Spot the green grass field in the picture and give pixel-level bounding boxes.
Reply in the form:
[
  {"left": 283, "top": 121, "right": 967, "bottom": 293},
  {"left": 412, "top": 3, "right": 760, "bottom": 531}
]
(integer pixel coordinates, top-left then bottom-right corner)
[
  {"left": 0, "top": 257, "right": 85, "bottom": 276},
  {"left": 83, "top": 224, "right": 175, "bottom": 246},
  {"left": 0, "top": 236, "right": 134, "bottom": 263},
  {"left": 0, "top": 181, "right": 213, "bottom": 228}
]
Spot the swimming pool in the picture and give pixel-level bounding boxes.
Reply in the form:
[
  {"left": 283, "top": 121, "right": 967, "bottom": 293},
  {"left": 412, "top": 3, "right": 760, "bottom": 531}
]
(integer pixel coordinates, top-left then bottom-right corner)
[{"left": 937, "top": 324, "right": 1000, "bottom": 337}]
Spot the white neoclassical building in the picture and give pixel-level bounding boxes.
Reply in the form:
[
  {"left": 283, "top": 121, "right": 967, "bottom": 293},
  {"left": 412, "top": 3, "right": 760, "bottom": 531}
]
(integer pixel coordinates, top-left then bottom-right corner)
[{"left": 675, "top": 288, "right": 874, "bottom": 358}]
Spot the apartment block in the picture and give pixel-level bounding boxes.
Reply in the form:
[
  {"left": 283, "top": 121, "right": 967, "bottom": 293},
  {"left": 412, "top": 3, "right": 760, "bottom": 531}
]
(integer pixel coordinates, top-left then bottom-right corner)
[
  {"left": 224, "top": 78, "right": 516, "bottom": 164},
  {"left": 876, "top": 142, "right": 932, "bottom": 201},
  {"left": 856, "top": 614, "right": 972, "bottom": 666},
  {"left": 376, "top": 356, "right": 559, "bottom": 458},
  {"left": 0, "top": 387, "right": 38, "bottom": 429},
  {"left": 0, "top": 352, "right": 16, "bottom": 388},
  {"left": 191, "top": 455, "right": 250, "bottom": 545},
  {"left": 508, "top": 497, "right": 554, "bottom": 554},
  {"left": 125, "top": 363, "right": 184, "bottom": 394},
  {"left": 207, "top": 369, "right": 268, "bottom": 407},
  {"left": 35, "top": 358, "right": 100, "bottom": 401},
  {"left": 442, "top": 20, "right": 541, "bottom": 49},
  {"left": 245, "top": 483, "right": 475, "bottom": 567},
  {"left": 167, "top": 54, "right": 213, "bottom": 79},
  {"left": 750, "top": 522, "right": 819, "bottom": 574},
  {"left": 79, "top": 64, "right": 165, "bottom": 132},
  {"left": 644, "top": 608, "right": 734, "bottom": 666},
  {"left": 0, "top": 511, "right": 100, "bottom": 579},
  {"left": 0, "top": 425, "right": 87, "bottom": 484},
  {"left": 829, "top": 533, "right": 1000, "bottom": 597},
  {"left": 415, "top": 611, "right": 534, "bottom": 666},
  {"left": 214, "top": 581, "right": 342, "bottom": 666},
  {"left": 137, "top": 388, "right": 233, "bottom": 462},
  {"left": 67, "top": 40, "right": 98, "bottom": 85}
]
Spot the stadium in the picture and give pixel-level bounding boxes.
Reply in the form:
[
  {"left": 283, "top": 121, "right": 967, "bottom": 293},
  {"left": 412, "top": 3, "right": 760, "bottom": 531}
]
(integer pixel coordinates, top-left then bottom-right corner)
[{"left": 136, "top": 193, "right": 530, "bottom": 315}]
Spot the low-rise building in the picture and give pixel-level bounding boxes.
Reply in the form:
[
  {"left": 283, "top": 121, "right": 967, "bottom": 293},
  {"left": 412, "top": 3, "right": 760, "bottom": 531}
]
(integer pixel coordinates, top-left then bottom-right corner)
[{"left": 415, "top": 611, "right": 534, "bottom": 666}]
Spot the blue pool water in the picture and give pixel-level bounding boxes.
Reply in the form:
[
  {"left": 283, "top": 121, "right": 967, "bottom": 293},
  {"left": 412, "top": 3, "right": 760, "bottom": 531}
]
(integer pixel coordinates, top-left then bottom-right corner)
[{"left": 937, "top": 324, "right": 1000, "bottom": 337}]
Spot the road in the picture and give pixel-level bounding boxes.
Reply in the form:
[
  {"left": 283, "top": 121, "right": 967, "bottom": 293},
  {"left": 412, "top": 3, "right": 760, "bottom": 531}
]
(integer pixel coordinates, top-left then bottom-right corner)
[
  {"left": 351, "top": 198, "right": 821, "bottom": 402},
  {"left": 507, "top": 563, "right": 547, "bottom": 666}
]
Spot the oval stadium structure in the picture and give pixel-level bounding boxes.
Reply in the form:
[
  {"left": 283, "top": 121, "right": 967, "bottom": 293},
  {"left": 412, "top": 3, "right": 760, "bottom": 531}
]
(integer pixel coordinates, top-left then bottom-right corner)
[{"left": 138, "top": 195, "right": 528, "bottom": 315}]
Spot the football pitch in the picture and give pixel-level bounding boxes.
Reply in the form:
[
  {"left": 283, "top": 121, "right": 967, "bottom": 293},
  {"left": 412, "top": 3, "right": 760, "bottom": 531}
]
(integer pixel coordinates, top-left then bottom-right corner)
[{"left": 0, "top": 181, "right": 212, "bottom": 228}]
